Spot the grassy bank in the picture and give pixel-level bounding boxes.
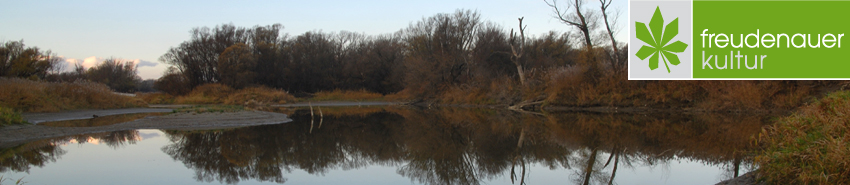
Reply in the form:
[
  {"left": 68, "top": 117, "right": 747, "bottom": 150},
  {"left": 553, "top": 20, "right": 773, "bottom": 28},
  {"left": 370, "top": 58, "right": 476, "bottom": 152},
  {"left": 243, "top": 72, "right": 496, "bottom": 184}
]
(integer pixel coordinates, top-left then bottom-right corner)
[
  {"left": 139, "top": 84, "right": 297, "bottom": 106},
  {"left": 0, "top": 78, "right": 145, "bottom": 113},
  {"left": 139, "top": 84, "right": 391, "bottom": 105},
  {"left": 756, "top": 90, "right": 850, "bottom": 184},
  {"left": 406, "top": 66, "right": 843, "bottom": 111},
  {"left": 308, "top": 89, "right": 384, "bottom": 101},
  {"left": 0, "top": 107, "right": 28, "bottom": 126},
  {"left": 544, "top": 72, "right": 837, "bottom": 111}
]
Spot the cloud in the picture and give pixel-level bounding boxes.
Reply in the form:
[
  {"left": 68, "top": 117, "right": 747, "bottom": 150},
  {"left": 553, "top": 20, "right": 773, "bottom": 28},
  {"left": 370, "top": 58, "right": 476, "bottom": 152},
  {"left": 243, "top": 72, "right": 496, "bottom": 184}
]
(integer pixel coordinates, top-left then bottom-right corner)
[
  {"left": 135, "top": 60, "right": 159, "bottom": 68},
  {"left": 61, "top": 57, "right": 159, "bottom": 72},
  {"left": 82, "top": 56, "right": 104, "bottom": 69}
]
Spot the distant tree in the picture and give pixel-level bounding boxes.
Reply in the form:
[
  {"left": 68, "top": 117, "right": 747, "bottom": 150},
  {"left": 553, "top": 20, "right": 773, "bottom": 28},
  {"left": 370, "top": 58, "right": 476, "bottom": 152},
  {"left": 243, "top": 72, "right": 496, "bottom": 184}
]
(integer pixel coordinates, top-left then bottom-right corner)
[
  {"left": 156, "top": 15, "right": 581, "bottom": 99},
  {"left": 136, "top": 79, "right": 156, "bottom": 92},
  {"left": 403, "top": 9, "right": 481, "bottom": 98},
  {"left": 85, "top": 58, "right": 141, "bottom": 92},
  {"left": 341, "top": 33, "right": 405, "bottom": 94},
  {"left": 45, "top": 63, "right": 86, "bottom": 82},
  {"left": 155, "top": 67, "right": 191, "bottom": 95},
  {"left": 471, "top": 23, "right": 514, "bottom": 82},
  {"left": 160, "top": 24, "right": 249, "bottom": 88},
  {"left": 287, "top": 31, "right": 339, "bottom": 92},
  {"left": 217, "top": 43, "right": 257, "bottom": 89},
  {"left": 248, "top": 24, "right": 288, "bottom": 88},
  {"left": 524, "top": 32, "right": 575, "bottom": 68},
  {"left": 0, "top": 40, "right": 61, "bottom": 79}
]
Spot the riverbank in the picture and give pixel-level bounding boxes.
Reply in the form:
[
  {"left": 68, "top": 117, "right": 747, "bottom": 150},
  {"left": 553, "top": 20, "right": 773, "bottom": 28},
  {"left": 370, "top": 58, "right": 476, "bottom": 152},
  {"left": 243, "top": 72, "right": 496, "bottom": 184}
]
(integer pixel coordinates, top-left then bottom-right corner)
[
  {"left": 0, "top": 110, "right": 291, "bottom": 148},
  {"left": 754, "top": 90, "right": 850, "bottom": 184},
  {"left": 0, "top": 78, "right": 146, "bottom": 113},
  {"left": 22, "top": 108, "right": 174, "bottom": 124}
]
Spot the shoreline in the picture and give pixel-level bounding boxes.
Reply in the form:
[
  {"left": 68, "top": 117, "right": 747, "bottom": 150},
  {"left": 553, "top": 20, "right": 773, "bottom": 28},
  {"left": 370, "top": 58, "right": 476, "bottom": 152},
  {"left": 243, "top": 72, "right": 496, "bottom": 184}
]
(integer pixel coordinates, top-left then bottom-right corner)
[
  {"left": 1, "top": 110, "right": 291, "bottom": 148},
  {"left": 22, "top": 108, "right": 176, "bottom": 124}
]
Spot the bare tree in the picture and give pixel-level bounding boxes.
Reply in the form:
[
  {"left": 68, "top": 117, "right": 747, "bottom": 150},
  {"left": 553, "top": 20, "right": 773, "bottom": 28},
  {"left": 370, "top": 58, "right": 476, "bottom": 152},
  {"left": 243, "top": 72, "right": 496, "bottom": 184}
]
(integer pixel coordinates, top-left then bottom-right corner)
[
  {"left": 599, "top": 0, "right": 622, "bottom": 71},
  {"left": 509, "top": 17, "right": 528, "bottom": 86},
  {"left": 545, "top": 0, "right": 597, "bottom": 49}
]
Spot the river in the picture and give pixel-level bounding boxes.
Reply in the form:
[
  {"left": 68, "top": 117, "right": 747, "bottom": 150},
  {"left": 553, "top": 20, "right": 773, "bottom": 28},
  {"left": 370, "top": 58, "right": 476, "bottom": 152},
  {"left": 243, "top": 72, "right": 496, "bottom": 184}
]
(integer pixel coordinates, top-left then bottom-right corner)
[{"left": 0, "top": 106, "right": 769, "bottom": 185}]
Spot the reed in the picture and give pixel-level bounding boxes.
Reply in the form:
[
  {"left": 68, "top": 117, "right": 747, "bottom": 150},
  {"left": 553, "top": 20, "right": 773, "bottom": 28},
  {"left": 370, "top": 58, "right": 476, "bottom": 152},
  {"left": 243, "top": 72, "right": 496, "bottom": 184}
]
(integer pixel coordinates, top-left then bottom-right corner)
[{"left": 0, "top": 78, "right": 145, "bottom": 113}]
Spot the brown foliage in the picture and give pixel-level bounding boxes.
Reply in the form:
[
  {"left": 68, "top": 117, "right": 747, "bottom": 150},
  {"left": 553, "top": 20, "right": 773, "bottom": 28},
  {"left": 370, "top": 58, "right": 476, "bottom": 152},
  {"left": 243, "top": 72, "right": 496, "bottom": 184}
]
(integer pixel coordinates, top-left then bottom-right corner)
[
  {"left": 154, "top": 67, "right": 191, "bottom": 96},
  {"left": 0, "top": 78, "right": 145, "bottom": 112},
  {"left": 85, "top": 58, "right": 141, "bottom": 93},
  {"left": 172, "top": 83, "right": 295, "bottom": 106},
  {"left": 175, "top": 83, "right": 235, "bottom": 104},
  {"left": 541, "top": 55, "right": 836, "bottom": 110},
  {"left": 218, "top": 43, "right": 257, "bottom": 89},
  {"left": 0, "top": 41, "right": 61, "bottom": 80},
  {"left": 155, "top": 12, "right": 838, "bottom": 111},
  {"left": 224, "top": 86, "right": 296, "bottom": 105},
  {"left": 402, "top": 10, "right": 481, "bottom": 99}
]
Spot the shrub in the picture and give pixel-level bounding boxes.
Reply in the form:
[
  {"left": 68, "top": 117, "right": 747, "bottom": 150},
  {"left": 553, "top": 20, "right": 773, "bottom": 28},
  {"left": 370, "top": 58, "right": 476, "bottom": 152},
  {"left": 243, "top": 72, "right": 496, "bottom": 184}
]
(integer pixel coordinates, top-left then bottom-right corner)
[
  {"left": 154, "top": 67, "right": 191, "bottom": 96},
  {"left": 0, "top": 78, "right": 145, "bottom": 112},
  {"left": 0, "top": 107, "right": 28, "bottom": 126},
  {"left": 224, "top": 86, "right": 296, "bottom": 105},
  {"left": 756, "top": 91, "right": 850, "bottom": 184},
  {"left": 175, "top": 83, "right": 234, "bottom": 104}
]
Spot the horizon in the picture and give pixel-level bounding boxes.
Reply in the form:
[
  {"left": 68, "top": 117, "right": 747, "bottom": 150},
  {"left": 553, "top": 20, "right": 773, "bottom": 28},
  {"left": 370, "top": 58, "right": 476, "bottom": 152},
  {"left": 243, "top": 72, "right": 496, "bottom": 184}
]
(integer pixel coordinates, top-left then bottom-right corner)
[{"left": 0, "top": 0, "right": 629, "bottom": 80}]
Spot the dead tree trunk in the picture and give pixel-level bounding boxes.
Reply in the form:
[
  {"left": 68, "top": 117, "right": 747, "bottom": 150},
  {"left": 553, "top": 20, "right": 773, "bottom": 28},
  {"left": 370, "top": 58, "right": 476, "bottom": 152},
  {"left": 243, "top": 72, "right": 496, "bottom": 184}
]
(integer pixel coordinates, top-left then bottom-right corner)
[
  {"left": 599, "top": 0, "right": 621, "bottom": 72},
  {"left": 510, "top": 17, "right": 528, "bottom": 86},
  {"left": 546, "top": 0, "right": 595, "bottom": 49}
]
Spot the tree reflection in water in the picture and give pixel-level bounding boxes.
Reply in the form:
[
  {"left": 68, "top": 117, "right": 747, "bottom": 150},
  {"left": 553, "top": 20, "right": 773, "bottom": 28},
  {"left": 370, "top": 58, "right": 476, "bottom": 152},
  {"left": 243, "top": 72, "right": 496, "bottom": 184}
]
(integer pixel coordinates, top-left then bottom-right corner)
[
  {"left": 0, "top": 107, "right": 765, "bottom": 184},
  {"left": 160, "top": 107, "right": 768, "bottom": 185},
  {"left": 0, "top": 130, "right": 140, "bottom": 173}
]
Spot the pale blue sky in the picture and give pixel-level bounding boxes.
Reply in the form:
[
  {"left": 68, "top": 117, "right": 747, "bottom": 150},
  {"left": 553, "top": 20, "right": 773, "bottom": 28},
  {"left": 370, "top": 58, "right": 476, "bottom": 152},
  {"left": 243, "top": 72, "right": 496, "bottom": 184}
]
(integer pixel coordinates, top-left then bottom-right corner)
[{"left": 0, "top": 0, "right": 628, "bottom": 79}]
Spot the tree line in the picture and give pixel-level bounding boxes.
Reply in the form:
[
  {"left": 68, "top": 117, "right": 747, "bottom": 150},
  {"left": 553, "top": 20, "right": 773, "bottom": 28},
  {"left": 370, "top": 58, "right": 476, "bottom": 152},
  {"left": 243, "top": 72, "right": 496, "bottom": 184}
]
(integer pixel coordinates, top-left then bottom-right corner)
[
  {"left": 157, "top": 6, "right": 625, "bottom": 102},
  {"left": 0, "top": 40, "right": 152, "bottom": 93},
  {"left": 4, "top": 0, "right": 628, "bottom": 102}
]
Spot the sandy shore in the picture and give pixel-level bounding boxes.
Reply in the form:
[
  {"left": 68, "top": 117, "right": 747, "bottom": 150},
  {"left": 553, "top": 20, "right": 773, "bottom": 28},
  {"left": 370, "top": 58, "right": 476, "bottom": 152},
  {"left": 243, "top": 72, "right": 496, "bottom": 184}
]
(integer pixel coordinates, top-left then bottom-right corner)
[
  {"left": 1, "top": 111, "right": 291, "bottom": 147},
  {"left": 22, "top": 108, "right": 176, "bottom": 124}
]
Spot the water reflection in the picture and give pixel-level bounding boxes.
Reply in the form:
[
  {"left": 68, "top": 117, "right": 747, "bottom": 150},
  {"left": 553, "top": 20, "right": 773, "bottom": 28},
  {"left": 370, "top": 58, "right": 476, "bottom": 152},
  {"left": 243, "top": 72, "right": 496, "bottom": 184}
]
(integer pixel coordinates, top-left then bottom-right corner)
[
  {"left": 0, "top": 130, "right": 141, "bottom": 173},
  {"left": 159, "top": 107, "right": 767, "bottom": 185}
]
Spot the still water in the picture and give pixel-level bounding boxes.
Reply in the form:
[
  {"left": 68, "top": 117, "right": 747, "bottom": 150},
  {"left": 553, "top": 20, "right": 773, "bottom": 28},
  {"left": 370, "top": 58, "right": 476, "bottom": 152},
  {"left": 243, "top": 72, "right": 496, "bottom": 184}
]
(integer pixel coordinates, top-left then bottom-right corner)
[{"left": 1, "top": 106, "right": 766, "bottom": 185}]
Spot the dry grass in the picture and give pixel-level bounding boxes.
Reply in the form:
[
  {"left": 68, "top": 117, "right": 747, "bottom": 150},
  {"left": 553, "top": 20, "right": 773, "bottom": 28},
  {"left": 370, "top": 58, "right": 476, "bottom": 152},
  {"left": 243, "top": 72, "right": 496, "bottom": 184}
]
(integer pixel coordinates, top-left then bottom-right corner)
[
  {"left": 756, "top": 91, "right": 850, "bottom": 184},
  {"left": 175, "top": 83, "right": 235, "bottom": 104},
  {"left": 384, "top": 89, "right": 420, "bottom": 102},
  {"left": 0, "top": 78, "right": 146, "bottom": 113},
  {"left": 224, "top": 86, "right": 296, "bottom": 105},
  {"left": 438, "top": 86, "right": 492, "bottom": 105},
  {"left": 136, "top": 92, "right": 176, "bottom": 104},
  {"left": 172, "top": 84, "right": 295, "bottom": 106},
  {"left": 310, "top": 89, "right": 384, "bottom": 101},
  {"left": 436, "top": 77, "right": 526, "bottom": 105},
  {"left": 540, "top": 66, "right": 831, "bottom": 111}
]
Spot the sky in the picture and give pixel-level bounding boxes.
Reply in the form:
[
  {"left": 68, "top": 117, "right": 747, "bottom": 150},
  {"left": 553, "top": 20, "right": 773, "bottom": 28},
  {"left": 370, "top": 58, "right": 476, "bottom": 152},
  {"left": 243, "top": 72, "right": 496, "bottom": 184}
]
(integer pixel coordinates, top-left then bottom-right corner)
[{"left": 0, "top": 0, "right": 628, "bottom": 80}]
